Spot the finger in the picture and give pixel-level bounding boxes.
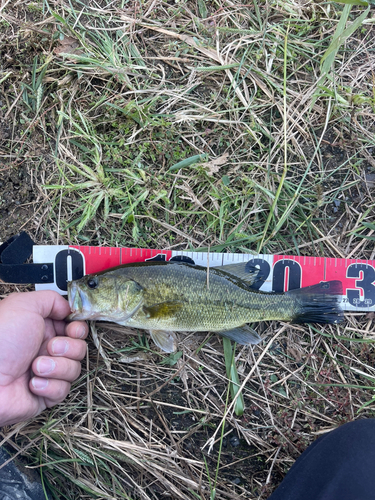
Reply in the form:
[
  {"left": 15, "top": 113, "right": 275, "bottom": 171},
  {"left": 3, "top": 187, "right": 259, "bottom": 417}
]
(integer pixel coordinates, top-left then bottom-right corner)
[
  {"left": 64, "top": 321, "right": 89, "bottom": 340},
  {"left": 36, "top": 318, "right": 57, "bottom": 357},
  {"left": 32, "top": 356, "right": 82, "bottom": 382},
  {"left": 37, "top": 322, "right": 88, "bottom": 357},
  {"left": 5, "top": 291, "right": 70, "bottom": 320},
  {"left": 47, "top": 337, "right": 87, "bottom": 360},
  {"left": 29, "top": 377, "right": 71, "bottom": 406},
  {"left": 43, "top": 318, "right": 66, "bottom": 343},
  {"left": 52, "top": 319, "right": 68, "bottom": 337}
]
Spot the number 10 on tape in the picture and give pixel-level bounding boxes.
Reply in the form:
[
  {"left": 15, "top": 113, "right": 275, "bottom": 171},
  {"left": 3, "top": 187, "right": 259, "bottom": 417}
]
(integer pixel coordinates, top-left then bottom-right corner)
[{"left": 33, "top": 245, "right": 375, "bottom": 312}]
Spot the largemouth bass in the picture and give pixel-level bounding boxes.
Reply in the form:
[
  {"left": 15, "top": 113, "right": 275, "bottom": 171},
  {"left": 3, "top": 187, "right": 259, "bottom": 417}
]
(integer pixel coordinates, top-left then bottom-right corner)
[{"left": 67, "top": 260, "right": 343, "bottom": 352}]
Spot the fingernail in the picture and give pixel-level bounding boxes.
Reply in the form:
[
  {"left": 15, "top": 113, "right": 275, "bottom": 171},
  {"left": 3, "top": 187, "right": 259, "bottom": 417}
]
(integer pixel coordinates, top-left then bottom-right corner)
[
  {"left": 31, "top": 377, "right": 49, "bottom": 390},
  {"left": 52, "top": 338, "right": 69, "bottom": 355},
  {"left": 36, "top": 357, "right": 55, "bottom": 375},
  {"left": 76, "top": 325, "right": 86, "bottom": 339}
]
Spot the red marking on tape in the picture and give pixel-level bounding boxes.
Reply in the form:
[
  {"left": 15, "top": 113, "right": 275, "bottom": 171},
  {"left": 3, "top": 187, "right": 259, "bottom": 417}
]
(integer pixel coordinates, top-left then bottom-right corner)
[{"left": 70, "top": 246, "right": 172, "bottom": 274}]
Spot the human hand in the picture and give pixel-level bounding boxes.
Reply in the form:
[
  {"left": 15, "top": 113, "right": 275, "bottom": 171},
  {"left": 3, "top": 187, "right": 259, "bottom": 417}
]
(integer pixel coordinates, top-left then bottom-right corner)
[{"left": 0, "top": 291, "right": 88, "bottom": 426}]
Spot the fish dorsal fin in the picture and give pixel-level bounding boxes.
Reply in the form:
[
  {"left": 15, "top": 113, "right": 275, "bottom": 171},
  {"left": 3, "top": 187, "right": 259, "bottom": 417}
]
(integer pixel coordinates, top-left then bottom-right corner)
[
  {"left": 215, "top": 261, "right": 262, "bottom": 286},
  {"left": 217, "top": 325, "right": 262, "bottom": 345},
  {"left": 143, "top": 301, "right": 183, "bottom": 319},
  {"left": 149, "top": 330, "right": 177, "bottom": 352},
  {"left": 169, "top": 255, "right": 195, "bottom": 265}
]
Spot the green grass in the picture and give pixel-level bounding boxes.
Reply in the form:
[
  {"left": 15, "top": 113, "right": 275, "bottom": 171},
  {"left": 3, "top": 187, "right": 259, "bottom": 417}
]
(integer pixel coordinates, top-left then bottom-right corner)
[
  {"left": 9, "top": 4, "right": 352, "bottom": 251},
  {"left": 34, "top": 7, "right": 370, "bottom": 252}
]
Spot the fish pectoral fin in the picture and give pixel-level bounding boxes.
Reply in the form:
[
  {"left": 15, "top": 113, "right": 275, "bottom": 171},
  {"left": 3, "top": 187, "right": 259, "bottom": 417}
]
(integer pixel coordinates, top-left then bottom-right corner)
[
  {"left": 149, "top": 330, "right": 177, "bottom": 353},
  {"left": 214, "top": 261, "right": 263, "bottom": 287},
  {"left": 143, "top": 301, "right": 183, "bottom": 319},
  {"left": 217, "top": 325, "right": 262, "bottom": 345}
]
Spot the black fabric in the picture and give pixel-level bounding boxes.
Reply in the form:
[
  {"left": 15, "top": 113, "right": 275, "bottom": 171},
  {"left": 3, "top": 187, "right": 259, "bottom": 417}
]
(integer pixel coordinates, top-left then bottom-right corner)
[
  {"left": 268, "top": 419, "right": 375, "bottom": 500},
  {"left": 0, "top": 232, "right": 54, "bottom": 284},
  {"left": 0, "top": 263, "right": 54, "bottom": 284},
  {"left": 0, "top": 232, "right": 34, "bottom": 265}
]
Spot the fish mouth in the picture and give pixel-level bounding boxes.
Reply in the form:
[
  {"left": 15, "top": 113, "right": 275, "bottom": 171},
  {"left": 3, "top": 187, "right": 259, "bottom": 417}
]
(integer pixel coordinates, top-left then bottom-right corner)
[
  {"left": 67, "top": 281, "right": 89, "bottom": 320},
  {"left": 68, "top": 281, "right": 82, "bottom": 312},
  {"left": 67, "top": 281, "right": 104, "bottom": 321}
]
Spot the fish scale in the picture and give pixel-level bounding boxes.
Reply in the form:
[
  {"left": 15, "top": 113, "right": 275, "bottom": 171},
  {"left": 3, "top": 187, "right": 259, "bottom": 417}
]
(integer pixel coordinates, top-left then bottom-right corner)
[{"left": 118, "top": 264, "right": 284, "bottom": 327}]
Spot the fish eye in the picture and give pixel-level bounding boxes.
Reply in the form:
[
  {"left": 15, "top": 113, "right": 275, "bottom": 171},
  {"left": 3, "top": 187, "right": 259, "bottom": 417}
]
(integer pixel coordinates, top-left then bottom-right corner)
[{"left": 87, "top": 277, "right": 98, "bottom": 289}]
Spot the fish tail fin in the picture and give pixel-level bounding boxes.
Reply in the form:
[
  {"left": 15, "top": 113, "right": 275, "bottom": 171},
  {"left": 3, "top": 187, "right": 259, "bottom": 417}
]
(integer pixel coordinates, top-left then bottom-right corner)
[{"left": 287, "top": 280, "right": 344, "bottom": 325}]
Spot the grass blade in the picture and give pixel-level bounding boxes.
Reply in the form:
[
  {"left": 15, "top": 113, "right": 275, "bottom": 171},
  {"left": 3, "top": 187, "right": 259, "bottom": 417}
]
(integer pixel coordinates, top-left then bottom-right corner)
[
  {"left": 169, "top": 154, "right": 209, "bottom": 171},
  {"left": 222, "top": 338, "right": 244, "bottom": 417},
  {"left": 321, "top": 6, "right": 370, "bottom": 68}
]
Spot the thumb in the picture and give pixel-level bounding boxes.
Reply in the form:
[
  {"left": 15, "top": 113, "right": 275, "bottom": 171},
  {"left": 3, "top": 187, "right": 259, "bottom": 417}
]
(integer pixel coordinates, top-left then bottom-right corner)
[{"left": 3, "top": 291, "right": 70, "bottom": 320}]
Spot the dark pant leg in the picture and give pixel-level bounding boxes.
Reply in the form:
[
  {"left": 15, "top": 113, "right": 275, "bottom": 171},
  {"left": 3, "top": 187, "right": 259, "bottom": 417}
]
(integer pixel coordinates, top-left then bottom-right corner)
[{"left": 268, "top": 419, "right": 375, "bottom": 500}]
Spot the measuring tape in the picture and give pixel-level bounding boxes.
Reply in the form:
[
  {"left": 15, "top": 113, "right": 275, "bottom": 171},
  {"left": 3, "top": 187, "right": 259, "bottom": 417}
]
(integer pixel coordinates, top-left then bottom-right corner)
[
  {"left": 0, "top": 233, "right": 373, "bottom": 312},
  {"left": 30, "top": 243, "right": 375, "bottom": 313}
]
